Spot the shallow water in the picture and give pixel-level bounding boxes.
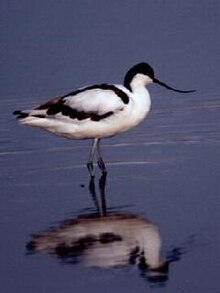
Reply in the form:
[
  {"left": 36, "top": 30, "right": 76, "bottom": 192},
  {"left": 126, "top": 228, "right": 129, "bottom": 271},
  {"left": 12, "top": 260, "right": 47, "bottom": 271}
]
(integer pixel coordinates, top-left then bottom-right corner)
[{"left": 1, "top": 91, "right": 220, "bottom": 293}]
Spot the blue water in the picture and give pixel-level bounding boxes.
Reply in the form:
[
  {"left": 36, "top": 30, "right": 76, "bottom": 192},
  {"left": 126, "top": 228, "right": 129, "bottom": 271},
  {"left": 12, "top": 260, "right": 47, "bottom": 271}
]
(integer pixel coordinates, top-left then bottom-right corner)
[{"left": 1, "top": 91, "right": 220, "bottom": 293}]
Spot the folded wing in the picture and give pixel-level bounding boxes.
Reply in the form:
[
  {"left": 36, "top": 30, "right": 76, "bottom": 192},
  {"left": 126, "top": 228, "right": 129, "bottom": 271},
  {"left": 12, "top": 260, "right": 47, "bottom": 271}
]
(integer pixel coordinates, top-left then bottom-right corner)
[{"left": 32, "top": 84, "right": 129, "bottom": 122}]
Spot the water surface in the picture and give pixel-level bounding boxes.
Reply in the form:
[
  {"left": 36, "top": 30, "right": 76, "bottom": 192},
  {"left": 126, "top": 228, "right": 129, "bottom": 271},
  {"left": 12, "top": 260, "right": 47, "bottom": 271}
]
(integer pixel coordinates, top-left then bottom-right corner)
[{"left": 1, "top": 91, "right": 220, "bottom": 293}]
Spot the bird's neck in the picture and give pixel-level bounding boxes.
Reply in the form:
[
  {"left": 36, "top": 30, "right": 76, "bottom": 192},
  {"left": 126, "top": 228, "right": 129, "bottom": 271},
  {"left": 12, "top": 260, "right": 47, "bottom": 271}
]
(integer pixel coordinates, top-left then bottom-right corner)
[{"left": 129, "top": 74, "right": 152, "bottom": 92}]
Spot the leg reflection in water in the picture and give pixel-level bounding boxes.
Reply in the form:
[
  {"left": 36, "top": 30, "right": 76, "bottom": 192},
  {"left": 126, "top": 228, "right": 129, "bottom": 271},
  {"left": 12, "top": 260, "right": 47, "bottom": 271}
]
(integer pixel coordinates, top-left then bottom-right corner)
[{"left": 88, "top": 173, "right": 107, "bottom": 217}]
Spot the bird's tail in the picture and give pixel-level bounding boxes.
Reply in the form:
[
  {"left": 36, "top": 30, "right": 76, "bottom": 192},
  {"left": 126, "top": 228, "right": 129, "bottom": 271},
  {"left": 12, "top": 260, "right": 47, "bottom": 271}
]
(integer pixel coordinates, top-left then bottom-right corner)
[
  {"left": 13, "top": 108, "right": 48, "bottom": 127},
  {"left": 13, "top": 110, "right": 29, "bottom": 119}
]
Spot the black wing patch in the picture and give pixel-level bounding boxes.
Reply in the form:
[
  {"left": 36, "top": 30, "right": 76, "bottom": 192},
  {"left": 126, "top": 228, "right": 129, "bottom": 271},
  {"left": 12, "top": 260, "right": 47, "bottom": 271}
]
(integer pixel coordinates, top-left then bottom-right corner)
[
  {"left": 47, "top": 101, "right": 113, "bottom": 121},
  {"left": 63, "top": 83, "right": 129, "bottom": 104},
  {"left": 35, "top": 97, "right": 61, "bottom": 110}
]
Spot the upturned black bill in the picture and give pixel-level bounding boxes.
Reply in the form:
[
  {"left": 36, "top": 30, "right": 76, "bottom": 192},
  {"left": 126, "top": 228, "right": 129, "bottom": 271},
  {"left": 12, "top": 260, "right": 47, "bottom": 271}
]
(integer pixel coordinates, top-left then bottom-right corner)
[{"left": 154, "top": 78, "right": 196, "bottom": 93}]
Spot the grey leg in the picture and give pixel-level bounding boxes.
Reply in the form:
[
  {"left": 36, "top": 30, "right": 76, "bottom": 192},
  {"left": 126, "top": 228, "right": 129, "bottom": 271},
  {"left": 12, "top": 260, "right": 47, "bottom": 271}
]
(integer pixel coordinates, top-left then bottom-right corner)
[
  {"left": 87, "top": 138, "right": 99, "bottom": 176},
  {"left": 96, "top": 139, "right": 107, "bottom": 174}
]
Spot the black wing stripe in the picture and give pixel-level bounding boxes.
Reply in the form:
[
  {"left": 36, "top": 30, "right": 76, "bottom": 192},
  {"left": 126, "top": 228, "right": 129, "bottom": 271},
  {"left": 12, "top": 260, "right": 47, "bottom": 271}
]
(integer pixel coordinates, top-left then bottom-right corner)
[
  {"left": 63, "top": 83, "right": 129, "bottom": 104},
  {"left": 47, "top": 102, "right": 114, "bottom": 121}
]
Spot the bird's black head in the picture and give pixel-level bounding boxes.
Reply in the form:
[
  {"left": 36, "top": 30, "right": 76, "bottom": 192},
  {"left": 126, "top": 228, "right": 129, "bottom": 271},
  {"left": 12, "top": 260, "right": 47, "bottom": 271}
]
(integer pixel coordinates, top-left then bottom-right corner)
[
  {"left": 124, "top": 63, "right": 155, "bottom": 91},
  {"left": 124, "top": 62, "right": 196, "bottom": 94}
]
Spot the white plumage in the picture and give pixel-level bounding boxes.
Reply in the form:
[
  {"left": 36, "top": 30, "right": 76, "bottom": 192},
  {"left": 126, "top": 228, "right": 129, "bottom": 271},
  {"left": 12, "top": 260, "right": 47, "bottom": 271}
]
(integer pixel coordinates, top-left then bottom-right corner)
[{"left": 13, "top": 62, "right": 195, "bottom": 175}]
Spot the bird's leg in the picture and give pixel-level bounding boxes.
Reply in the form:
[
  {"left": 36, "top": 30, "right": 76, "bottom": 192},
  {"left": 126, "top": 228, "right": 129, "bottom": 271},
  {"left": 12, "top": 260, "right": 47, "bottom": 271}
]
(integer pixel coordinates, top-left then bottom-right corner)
[
  {"left": 96, "top": 139, "right": 107, "bottom": 174},
  {"left": 87, "top": 138, "right": 99, "bottom": 177}
]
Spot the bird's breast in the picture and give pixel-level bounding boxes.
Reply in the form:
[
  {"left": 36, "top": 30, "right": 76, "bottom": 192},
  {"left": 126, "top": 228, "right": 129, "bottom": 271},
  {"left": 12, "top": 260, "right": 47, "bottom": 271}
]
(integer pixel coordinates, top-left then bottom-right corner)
[{"left": 128, "top": 90, "right": 151, "bottom": 125}]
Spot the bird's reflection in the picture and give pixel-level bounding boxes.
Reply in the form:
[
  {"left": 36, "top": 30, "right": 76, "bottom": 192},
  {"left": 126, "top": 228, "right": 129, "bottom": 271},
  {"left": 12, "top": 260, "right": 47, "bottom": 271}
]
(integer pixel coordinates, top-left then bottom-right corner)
[{"left": 27, "top": 174, "right": 186, "bottom": 285}]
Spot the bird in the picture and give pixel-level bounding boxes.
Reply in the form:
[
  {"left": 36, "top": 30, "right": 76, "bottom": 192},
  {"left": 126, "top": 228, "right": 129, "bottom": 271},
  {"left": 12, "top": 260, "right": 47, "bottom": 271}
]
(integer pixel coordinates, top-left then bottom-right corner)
[{"left": 13, "top": 62, "right": 195, "bottom": 176}]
